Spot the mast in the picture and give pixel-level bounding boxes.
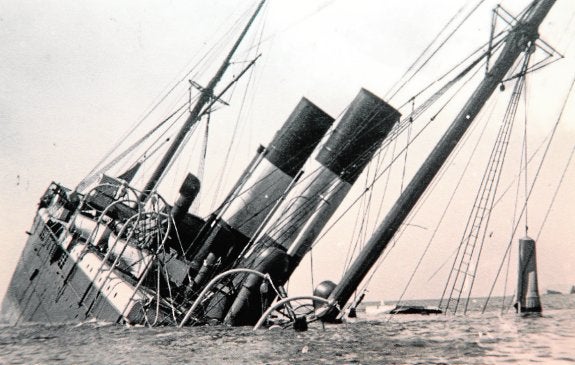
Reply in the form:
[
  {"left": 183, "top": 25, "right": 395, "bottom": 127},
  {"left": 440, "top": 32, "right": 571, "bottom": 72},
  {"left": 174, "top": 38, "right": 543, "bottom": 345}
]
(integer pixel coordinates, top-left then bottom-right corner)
[
  {"left": 139, "top": 0, "right": 266, "bottom": 202},
  {"left": 322, "top": 0, "right": 557, "bottom": 319}
]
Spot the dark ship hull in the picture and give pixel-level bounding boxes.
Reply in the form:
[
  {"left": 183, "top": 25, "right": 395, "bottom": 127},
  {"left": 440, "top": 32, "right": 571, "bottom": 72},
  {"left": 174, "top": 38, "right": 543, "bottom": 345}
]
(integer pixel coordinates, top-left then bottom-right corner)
[
  {"left": 2, "top": 0, "right": 559, "bottom": 328},
  {"left": 1, "top": 87, "right": 400, "bottom": 327},
  {"left": 2, "top": 198, "right": 164, "bottom": 325},
  {"left": 2, "top": 214, "right": 134, "bottom": 324}
]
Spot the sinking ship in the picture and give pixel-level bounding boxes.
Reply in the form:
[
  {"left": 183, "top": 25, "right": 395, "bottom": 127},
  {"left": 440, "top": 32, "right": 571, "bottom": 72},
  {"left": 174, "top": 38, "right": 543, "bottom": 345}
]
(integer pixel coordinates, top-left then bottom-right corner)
[{"left": 2, "top": 0, "right": 564, "bottom": 328}]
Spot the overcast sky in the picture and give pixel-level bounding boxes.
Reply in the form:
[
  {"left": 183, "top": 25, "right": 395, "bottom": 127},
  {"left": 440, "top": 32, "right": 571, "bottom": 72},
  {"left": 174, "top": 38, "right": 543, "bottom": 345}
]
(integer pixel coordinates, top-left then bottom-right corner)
[{"left": 1, "top": 0, "right": 574, "bottom": 305}]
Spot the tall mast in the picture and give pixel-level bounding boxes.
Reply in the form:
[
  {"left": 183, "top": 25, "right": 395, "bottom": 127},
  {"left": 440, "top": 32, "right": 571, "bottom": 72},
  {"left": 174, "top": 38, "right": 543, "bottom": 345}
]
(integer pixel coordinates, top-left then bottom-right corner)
[
  {"left": 322, "top": 0, "right": 557, "bottom": 319},
  {"left": 140, "top": 0, "right": 266, "bottom": 202}
]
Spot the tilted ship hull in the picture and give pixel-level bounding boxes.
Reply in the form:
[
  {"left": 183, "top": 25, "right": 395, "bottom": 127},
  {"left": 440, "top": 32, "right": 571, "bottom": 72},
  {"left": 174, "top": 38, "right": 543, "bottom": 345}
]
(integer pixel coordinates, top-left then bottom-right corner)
[
  {"left": 1, "top": 90, "right": 400, "bottom": 326},
  {"left": 2, "top": 212, "right": 151, "bottom": 324},
  {"left": 2, "top": 0, "right": 561, "bottom": 328},
  {"left": 2, "top": 183, "right": 172, "bottom": 325}
]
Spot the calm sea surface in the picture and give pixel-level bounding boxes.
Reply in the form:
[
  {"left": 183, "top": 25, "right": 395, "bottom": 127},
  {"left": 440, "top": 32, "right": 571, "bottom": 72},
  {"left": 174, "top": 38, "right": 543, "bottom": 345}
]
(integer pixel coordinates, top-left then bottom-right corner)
[{"left": 1, "top": 295, "right": 574, "bottom": 364}]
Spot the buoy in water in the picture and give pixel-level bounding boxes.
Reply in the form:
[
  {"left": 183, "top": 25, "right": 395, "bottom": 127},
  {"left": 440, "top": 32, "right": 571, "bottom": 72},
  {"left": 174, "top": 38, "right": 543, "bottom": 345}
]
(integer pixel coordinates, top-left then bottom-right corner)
[{"left": 516, "top": 236, "right": 542, "bottom": 315}]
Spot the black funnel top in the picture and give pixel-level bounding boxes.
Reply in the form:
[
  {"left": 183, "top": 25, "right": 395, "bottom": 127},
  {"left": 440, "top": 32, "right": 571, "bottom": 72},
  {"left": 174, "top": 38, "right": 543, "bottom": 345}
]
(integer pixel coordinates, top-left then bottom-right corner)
[
  {"left": 266, "top": 98, "right": 334, "bottom": 177},
  {"left": 172, "top": 173, "right": 201, "bottom": 220},
  {"left": 316, "top": 88, "right": 401, "bottom": 183}
]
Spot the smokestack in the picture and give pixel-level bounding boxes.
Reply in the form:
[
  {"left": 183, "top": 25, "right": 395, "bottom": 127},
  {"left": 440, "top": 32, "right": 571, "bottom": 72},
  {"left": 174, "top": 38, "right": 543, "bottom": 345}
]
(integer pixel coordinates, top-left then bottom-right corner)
[
  {"left": 516, "top": 236, "right": 542, "bottom": 314},
  {"left": 171, "top": 173, "right": 201, "bottom": 221},
  {"left": 219, "top": 89, "right": 401, "bottom": 326},
  {"left": 188, "top": 98, "right": 334, "bottom": 286},
  {"left": 259, "top": 88, "right": 400, "bottom": 267},
  {"left": 221, "top": 98, "right": 335, "bottom": 237}
]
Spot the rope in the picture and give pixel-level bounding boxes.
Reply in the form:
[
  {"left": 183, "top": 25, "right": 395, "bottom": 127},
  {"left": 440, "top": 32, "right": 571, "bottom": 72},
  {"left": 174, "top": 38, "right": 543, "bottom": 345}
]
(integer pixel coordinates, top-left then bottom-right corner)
[
  {"left": 523, "top": 75, "right": 530, "bottom": 236},
  {"left": 213, "top": 32, "right": 495, "bottom": 253},
  {"left": 482, "top": 72, "right": 575, "bottom": 313},
  {"left": 208, "top": 17, "right": 265, "bottom": 210},
  {"left": 385, "top": 0, "right": 487, "bottom": 101},
  {"left": 400, "top": 101, "right": 414, "bottom": 193},
  {"left": 230, "top": 7, "right": 503, "bottom": 242},
  {"left": 444, "top": 51, "right": 531, "bottom": 314},
  {"left": 75, "top": 103, "right": 189, "bottom": 192},
  {"left": 81, "top": 3, "right": 253, "bottom": 184},
  {"left": 462, "top": 54, "right": 532, "bottom": 311},
  {"left": 318, "top": 59, "right": 486, "bottom": 272},
  {"left": 397, "top": 98, "right": 496, "bottom": 311},
  {"left": 367, "top": 64, "right": 487, "bottom": 314},
  {"left": 501, "top": 243, "right": 512, "bottom": 314},
  {"left": 185, "top": 1, "right": 500, "bottom": 303},
  {"left": 535, "top": 142, "right": 575, "bottom": 242},
  {"left": 314, "top": 58, "right": 487, "bottom": 252},
  {"left": 350, "top": 73, "right": 487, "bottom": 310}
]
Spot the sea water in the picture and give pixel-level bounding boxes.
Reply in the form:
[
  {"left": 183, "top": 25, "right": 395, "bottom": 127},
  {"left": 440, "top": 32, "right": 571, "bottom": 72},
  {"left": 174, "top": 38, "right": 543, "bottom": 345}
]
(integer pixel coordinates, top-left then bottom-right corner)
[{"left": 1, "top": 295, "right": 574, "bottom": 364}]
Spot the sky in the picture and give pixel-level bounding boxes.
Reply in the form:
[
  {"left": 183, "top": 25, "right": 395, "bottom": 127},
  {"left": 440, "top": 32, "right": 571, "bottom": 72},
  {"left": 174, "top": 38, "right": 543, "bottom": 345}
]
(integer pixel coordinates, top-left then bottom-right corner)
[{"left": 1, "top": 0, "right": 574, "bottom": 306}]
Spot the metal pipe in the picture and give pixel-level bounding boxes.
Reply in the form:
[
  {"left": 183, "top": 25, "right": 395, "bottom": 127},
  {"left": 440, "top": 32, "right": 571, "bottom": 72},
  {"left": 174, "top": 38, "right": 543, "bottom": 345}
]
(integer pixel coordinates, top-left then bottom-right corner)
[
  {"left": 179, "top": 268, "right": 269, "bottom": 327},
  {"left": 252, "top": 295, "right": 331, "bottom": 331}
]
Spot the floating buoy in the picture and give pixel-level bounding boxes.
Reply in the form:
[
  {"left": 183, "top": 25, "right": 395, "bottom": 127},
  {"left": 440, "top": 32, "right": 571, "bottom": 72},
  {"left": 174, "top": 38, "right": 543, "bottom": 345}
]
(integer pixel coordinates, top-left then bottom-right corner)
[{"left": 515, "top": 236, "right": 542, "bottom": 315}]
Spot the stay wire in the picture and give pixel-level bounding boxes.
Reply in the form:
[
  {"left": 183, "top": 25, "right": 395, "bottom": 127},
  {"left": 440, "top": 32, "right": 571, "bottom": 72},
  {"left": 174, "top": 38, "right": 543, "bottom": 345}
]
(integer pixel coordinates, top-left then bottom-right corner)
[
  {"left": 214, "top": 27, "right": 493, "bottom": 277},
  {"left": 209, "top": 7, "right": 267, "bottom": 209},
  {"left": 501, "top": 242, "right": 513, "bottom": 314},
  {"left": 398, "top": 97, "right": 496, "bottom": 311},
  {"left": 76, "top": 102, "right": 190, "bottom": 191},
  {"left": 344, "top": 64, "right": 486, "bottom": 299},
  {"left": 482, "top": 71, "right": 575, "bottom": 313},
  {"left": 446, "top": 55, "right": 528, "bottom": 314},
  {"left": 360, "top": 61, "right": 490, "bottom": 305},
  {"left": 463, "top": 54, "right": 531, "bottom": 313},
  {"left": 84, "top": 4, "right": 250, "bottom": 180},
  {"left": 218, "top": 30, "right": 495, "bottom": 242},
  {"left": 385, "top": 0, "right": 487, "bottom": 101},
  {"left": 535, "top": 142, "right": 575, "bottom": 242},
  {"left": 442, "top": 55, "right": 528, "bottom": 313},
  {"left": 315, "top": 60, "right": 485, "bottom": 252},
  {"left": 523, "top": 74, "right": 530, "bottom": 236}
]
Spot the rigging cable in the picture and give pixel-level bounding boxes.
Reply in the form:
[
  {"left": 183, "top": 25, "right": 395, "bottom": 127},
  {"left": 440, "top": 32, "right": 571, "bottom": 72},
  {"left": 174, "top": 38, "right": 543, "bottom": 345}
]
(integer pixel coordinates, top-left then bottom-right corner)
[
  {"left": 501, "top": 78, "right": 532, "bottom": 313},
  {"left": 385, "top": 0, "right": 487, "bottom": 101},
  {"left": 535, "top": 142, "right": 575, "bottom": 242},
  {"left": 81, "top": 5, "right": 249, "bottom": 182},
  {"left": 340, "top": 64, "right": 487, "bottom": 306},
  {"left": 78, "top": 5, "right": 258, "bottom": 189},
  {"left": 209, "top": 21, "right": 501, "bottom": 293},
  {"left": 428, "top": 99, "right": 554, "bottom": 283},
  {"left": 523, "top": 74, "right": 530, "bottom": 237},
  {"left": 501, "top": 243, "right": 513, "bottom": 314},
  {"left": 219, "top": 30, "right": 503, "bottom": 247},
  {"left": 400, "top": 100, "right": 415, "bottom": 193},
  {"left": 442, "top": 50, "right": 532, "bottom": 315},
  {"left": 209, "top": 8, "right": 267, "bottom": 210},
  {"left": 393, "top": 97, "right": 496, "bottom": 313},
  {"left": 76, "top": 102, "right": 190, "bottom": 192},
  {"left": 463, "top": 54, "right": 532, "bottom": 313},
  {"left": 482, "top": 72, "right": 575, "bottom": 313},
  {"left": 313, "top": 58, "right": 486, "bottom": 252}
]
